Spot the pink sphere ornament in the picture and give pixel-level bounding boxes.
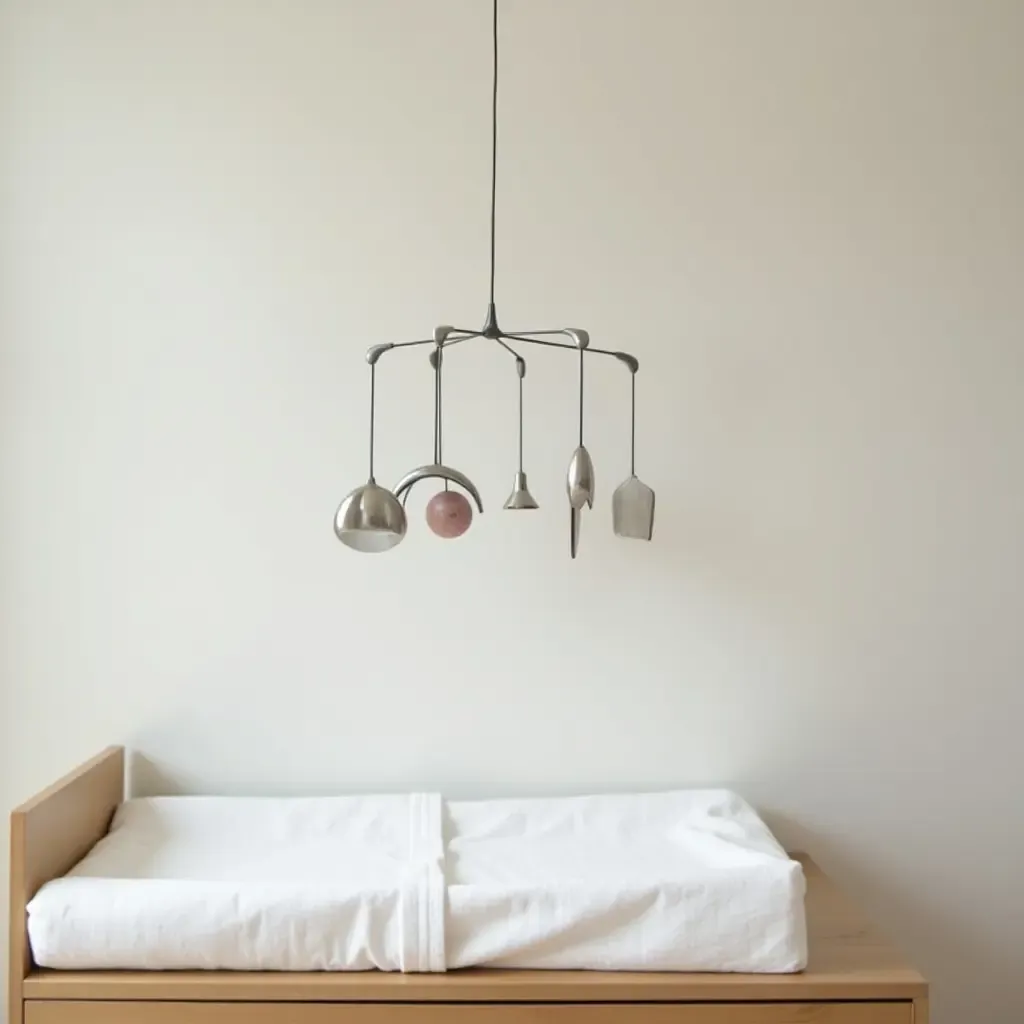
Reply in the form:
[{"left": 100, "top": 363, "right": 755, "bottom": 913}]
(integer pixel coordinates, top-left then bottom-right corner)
[{"left": 425, "top": 489, "right": 473, "bottom": 538}]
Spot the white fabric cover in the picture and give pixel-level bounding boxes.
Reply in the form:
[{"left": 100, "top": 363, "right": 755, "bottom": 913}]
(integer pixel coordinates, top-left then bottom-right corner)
[
  {"left": 446, "top": 790, "right": 806, "bottom": 972},
  {"left": 27, "top": 789, "right": 806, "bottom": 973},
  {"left": 27, "top": 795, "right": 446, "bottom": 972}
]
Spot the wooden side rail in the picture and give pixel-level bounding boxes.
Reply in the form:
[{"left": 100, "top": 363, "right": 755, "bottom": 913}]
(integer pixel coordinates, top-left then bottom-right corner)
[{"left": 8, "top": 747, "right": 125, "bottom": 1024}]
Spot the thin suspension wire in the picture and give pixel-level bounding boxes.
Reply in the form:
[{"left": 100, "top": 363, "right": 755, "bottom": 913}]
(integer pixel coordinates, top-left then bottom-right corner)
[
  {"left": 630, "top": 373, "right": 636, "bottom": 476},
  {"left": 504, "top": 334, "right": 569, "bottom": 350},
  {"left": 578, "top": 348, "right": 584, "bottom": 446},
  {"left": 436, "top": 347, "right": 449, "bottom": 489},
  {"left": 432, "top": 351, "right": 441, "bottom": 464},
  {"left": 504, "top": 333, "right": 638, "bottom": 364},
  {"left": 495, "top": 337, "right": 520, "bottom": 361},
  {"left": 489, "top": 0, "right": 498, "bottom": 306},
  {"left": 518, "top": 375, "right": 524, "bottom": 472},
  {"left": 369, "top": 363, "right": 376, "bottom": 480},
  {"left": 439, "top": 331, "right": 481, "bottom": 350}
]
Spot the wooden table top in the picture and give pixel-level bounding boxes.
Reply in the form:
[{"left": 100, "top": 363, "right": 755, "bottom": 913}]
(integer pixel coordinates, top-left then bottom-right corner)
[{"left": 24, "top": 855, "right": 926, "bottom": 1003}]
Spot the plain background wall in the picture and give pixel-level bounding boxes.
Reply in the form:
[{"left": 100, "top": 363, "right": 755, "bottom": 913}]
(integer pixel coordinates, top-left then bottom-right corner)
[{"left": 1, "top": 0, "right": 1022, "bottom": 1020}]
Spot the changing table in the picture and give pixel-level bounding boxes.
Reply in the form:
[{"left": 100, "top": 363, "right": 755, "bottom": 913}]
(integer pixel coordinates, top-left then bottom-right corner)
[{"left": 9, "top": 748, "right": 929, "bottom": 1024}]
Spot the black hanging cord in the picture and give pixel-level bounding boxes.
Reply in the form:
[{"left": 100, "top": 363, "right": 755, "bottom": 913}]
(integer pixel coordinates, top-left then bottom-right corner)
[
  {"left": 433, "top": 347, "right": 449, "bottom": 489},
  {"left": 368, "top": 363, "right": 376, "bottom": 481},
  {"left": 432, "top": 350, "right": 441, "bottom": 464},
  {"left": 488, "top": 0, "right": 498, "bottom": 306},
  {"left": 630, "top": 373, "right": 636, "bottom": 476},
  {"left": 518, "top": 374, "right": 524, "bottom": 472},
  {"left": 578, "top": 348, "right": 584, "bottom": 446}
]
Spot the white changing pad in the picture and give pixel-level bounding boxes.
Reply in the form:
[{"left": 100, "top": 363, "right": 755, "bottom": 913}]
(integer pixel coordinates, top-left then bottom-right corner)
[
  {"left": 27, "top": 794, "right": 446, "bottom": 972},
  {"left": 27, "top": 789, "right": 806, "bottom": 974},
  {"left": 446, "top": 790, "right": 806, "bottom": 972}
]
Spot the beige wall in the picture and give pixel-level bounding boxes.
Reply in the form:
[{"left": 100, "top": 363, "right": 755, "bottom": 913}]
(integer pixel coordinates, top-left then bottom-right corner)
[{"left": 2, "top": 1, "right": 1022, "bottom": 1021}]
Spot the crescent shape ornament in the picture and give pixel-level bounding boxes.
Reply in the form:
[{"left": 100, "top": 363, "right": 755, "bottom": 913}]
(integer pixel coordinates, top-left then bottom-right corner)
[{"left": 393, "top": 464, "right": 484, "bottom": 513}]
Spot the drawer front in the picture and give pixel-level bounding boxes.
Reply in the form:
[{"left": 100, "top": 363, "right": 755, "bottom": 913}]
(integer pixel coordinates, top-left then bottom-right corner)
[{"left": 26, "top": 1002, "right": 914, "bottom": 1024}]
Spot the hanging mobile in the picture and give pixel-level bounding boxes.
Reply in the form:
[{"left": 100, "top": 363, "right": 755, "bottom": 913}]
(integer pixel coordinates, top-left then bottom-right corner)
[{"left": 334, "top": 0, "right": 648, "bottom": 557}]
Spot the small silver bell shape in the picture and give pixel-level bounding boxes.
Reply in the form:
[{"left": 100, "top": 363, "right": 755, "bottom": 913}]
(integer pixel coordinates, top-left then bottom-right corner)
[{"left": 503, "top": 471, "right": 539, "bottom": 510}]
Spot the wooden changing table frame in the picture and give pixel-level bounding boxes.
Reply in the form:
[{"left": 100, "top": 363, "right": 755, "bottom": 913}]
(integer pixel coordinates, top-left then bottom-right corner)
[{"left": 9, "top": 747, "right": 929, "bottom": 1024}]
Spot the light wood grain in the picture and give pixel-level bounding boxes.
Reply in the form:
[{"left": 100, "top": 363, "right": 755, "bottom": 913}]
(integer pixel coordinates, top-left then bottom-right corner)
[
  {"left": 8, "top": 747, "right": 125, "bottom": 1024},
  {"left": 24, "top": 1002, "right": 913, "bottom": 1024},
  {"left": 21, "top": 969, "right": 925, "bottom": 1005},
  {"left": 22, "top": 857, "right": 927, "bottom": 1004}
]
